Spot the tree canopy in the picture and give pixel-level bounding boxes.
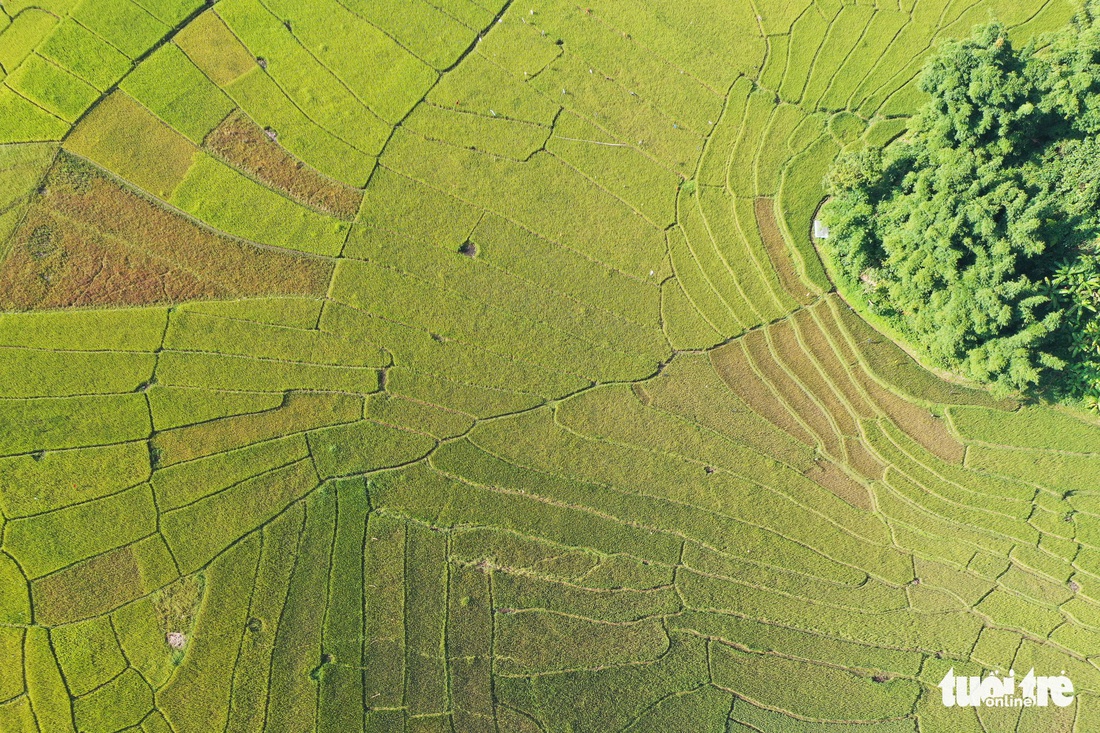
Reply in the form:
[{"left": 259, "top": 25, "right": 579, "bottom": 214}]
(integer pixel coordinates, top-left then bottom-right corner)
[{"left": 822, "top": 3, "right": 1100, "bottom": 400}]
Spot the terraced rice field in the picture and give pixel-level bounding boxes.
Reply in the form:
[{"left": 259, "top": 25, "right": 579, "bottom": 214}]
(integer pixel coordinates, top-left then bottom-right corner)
[{"left": 0, "top": 0, "right": 1096, "bottom": 730}]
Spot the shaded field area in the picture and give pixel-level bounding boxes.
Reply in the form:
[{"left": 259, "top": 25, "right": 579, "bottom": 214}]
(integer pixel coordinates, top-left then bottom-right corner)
[{"left": 0, "top": 0, "right": 1097, "bottom": 731}]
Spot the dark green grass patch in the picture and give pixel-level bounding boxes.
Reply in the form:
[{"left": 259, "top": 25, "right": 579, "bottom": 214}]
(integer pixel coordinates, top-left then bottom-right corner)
[
  {"left": 363, "top": 511, "right": 406, "bottom": 710},
  {"left": 38, "top": 18, "right": 131, "bottom": 91},
  {"left": 264, "top": 489, "right": 335, "bottom": 731},
  {"left": 497, "top": 632, "right": 707, "bottom": 733},
  {"left": 711, "top": 642, "right": 919, "bottom": 721},
  {"left": 379, "top": 460, "right": 682, "bottom": 565},
  {"left": 121, "top": 43, "right": 235, "bottom": 144},
  {"left": 24, "top": 626, "right": 72, "bottom": 732},
  {"left": 160, "top": 459, "right": 317, "bottom": 573},
  {"left": 225, "top": 504, "right": 300, "bottom": 732},
  {"left": 6, "top": 53, "right": 100, "bottom": 123},
  {"left": 0, "top": 393, "right": 150, "bottom": 456},
  {"left": 495, "top": 611, "right": 669, "bottom": 676},
  {"left": 309, "top": 420, "right": 436, "bottom": 479},
  {"left": 493, "top": 570, "right": 681, "bottom": 624},
  {"left": 0, "top": 86, "right": 70, "bottom": 143},
  {"left": 4, "top": 483, "right": 157, "bottom": 579},
  {"left": 318, "top": 478, "right": 368, "bottom": 733},
  {"left": 260, "top": 0, "right": 436, "bottom": 124},
  {"left": 216, "top": 0, "right": 389, "bottom": 156},
  {"left": 72, "top": 0, "right": 169, "bottom": 59},
  {"left": 625, "top": 685, "right": 732, "bottom": 733},
  {"left": 51, "top": 615, "right": 128, "bottom": 697},
  {"left": 0, "top": 441, "right": 150, "bottom": 518},
  {"left": 152, "top": 433, "right": 309, "bottom": 510},
  {"left": 147, "top": 386, "right": 283, "bottom": 431},
  {"left": 73, "top": 668, "right": 154, "bottom": 733},
  {"left": 404, "top": 522, "right": 448, "bottom": 716}
]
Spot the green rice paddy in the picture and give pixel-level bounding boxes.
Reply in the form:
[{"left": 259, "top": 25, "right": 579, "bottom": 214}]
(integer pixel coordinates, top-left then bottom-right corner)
[{"left": 0, "top": 0, "right": 1097, "bottom": 730}]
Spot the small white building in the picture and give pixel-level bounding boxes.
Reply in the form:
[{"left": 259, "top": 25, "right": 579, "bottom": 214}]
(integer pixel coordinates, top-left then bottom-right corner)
[{"left": 813, "top": 219, "right": 830, "bottom": 239}]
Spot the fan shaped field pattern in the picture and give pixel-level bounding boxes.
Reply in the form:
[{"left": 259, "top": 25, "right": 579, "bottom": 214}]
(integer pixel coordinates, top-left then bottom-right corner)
[{"left": 0, "top": 0, "right": 1094, "bottom": 730}]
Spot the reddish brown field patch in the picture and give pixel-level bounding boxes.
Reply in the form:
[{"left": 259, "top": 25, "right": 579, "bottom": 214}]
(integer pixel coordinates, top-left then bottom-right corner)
[
  {"left": 742, "top": 328, "right": 845, "bottom": 458},
  {"left": 204, "top": 111, "right": 362, "bottom": 219},
  {"left": 768, "top": 318, "right": 860, "bottom": 438},
  {"left": 755, "top": 197, "right": 816, "bottom": 306},
  {"left": 804, "top": 459, "right": 873, "bottom": 511},
  {"left": 845, "top": 436, "right": 886, "bottom": 481},
  {"left": 793, "top": 306, "right": 877, "bottom": 419},
  {"left": 0, "top": 153, "right": 332, "bottom": 310},
  {"left": 710, "top": 340, "right": 816, "bottom": 447}
]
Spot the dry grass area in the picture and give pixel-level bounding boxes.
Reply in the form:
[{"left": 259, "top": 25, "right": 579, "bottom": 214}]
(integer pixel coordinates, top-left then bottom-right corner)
[
  {"left": 0, "top": 154, "right": 333, "bottom": 309},
  {"left": 204, "top": 111, "right": 363, "bottom": 219}
]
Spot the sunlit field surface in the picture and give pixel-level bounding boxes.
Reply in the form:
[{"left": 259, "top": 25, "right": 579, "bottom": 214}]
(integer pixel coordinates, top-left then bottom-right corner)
[{"left": 0, "top": 0, "right": 1095, "bottom": 730}]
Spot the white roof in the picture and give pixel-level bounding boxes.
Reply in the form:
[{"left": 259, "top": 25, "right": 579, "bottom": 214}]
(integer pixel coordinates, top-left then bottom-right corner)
[{"left": 813, "top": 220, "right": 830, "bottom": 239}]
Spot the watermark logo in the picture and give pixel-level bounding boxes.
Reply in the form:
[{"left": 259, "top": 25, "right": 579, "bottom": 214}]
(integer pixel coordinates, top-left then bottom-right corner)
[{"left": 939, "top": 668, "right": 1073, "bottom": 708}]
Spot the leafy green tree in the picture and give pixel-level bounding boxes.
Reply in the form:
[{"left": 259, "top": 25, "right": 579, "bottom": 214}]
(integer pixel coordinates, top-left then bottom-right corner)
[{"left": 823, "top": 12, "right": 1100, "bottom": 400}]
